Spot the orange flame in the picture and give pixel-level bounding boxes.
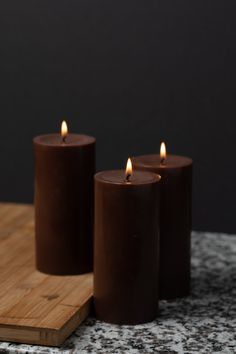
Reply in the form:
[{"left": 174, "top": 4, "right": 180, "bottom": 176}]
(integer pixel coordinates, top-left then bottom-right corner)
[
  {"left": 125, "top": 158, "right": 132, "bottom": 181},
  {"left": 61, "top": 121, "right": 68, "bottom": 141},
  {"left": 160, "top": 142, "right": 166, "bottom": 163}
]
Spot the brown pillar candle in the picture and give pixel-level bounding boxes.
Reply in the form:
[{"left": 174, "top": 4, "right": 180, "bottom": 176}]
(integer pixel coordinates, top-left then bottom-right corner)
[
  {"left": 132, "top": 143, "right": 192, "bottom": 299},
  {"left": 33, "top": 121, "right": 95, "bottom": 275},
  {"left": 94, "top": 159, "right": 161, "bottom": 325}
]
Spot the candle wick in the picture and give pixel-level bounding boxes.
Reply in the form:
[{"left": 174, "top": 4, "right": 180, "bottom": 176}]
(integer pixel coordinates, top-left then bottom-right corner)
[
  {"left": 160, "top": 158, "right": 165, "bottom": 165},
  {"left": 62, "top": 136, "right": 66, "bottom": 144},
  {"left": 125, "top": 174, "right": 131, "bottom": 183}
]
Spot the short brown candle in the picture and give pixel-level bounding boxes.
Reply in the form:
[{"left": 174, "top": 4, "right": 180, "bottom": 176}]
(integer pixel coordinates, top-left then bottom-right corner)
[
  {"left": 33, "top": 122, "right": 95, "bottom": 275},
  {"left": 132, "top": 144, "right": 192, "bottom": 299},
  {"left": 94, "top": 160, "right": 161, "bottom": 324}
]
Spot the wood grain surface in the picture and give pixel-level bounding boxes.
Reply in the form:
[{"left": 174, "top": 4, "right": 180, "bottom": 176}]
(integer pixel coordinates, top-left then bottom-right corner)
[{"left": 0, "top": 203, "right": 93, "bottom": 346}]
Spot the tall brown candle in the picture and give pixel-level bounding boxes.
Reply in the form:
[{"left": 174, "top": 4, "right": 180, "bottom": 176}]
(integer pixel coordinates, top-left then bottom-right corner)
[
  {"left": 33, "top": 121, "right": 95, "bottom": 275},
  {"left": 94, "top": 159, "right": 161, "bottom": 325},
  {"left": 132, "top": 144, "right": 192, "bottom": 299}
]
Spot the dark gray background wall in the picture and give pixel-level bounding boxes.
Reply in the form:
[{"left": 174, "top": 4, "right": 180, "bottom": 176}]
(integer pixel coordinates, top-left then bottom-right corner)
[{"left": 0, "top": 0, "right": 235, "bottom": 233}]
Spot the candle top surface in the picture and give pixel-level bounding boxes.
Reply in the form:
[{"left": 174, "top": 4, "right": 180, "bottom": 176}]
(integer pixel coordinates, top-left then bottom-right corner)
[
  {"left": 132, "top": 154, "right": 192, "bottom": 169},
  {"left": 33, "top": 134, "right": 95, "bottom": 147},
  {"left": 95, "top": 170, "right": 161, "bottom": 185}
]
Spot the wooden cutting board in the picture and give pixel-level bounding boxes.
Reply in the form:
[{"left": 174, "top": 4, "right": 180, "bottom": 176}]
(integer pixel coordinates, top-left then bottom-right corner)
[{"left": 0, "top": 203, "right": 93, "bottom": 346}]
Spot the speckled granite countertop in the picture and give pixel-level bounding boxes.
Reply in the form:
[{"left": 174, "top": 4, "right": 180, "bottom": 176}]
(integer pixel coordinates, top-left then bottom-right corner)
[{"left": 0, "top": 231, "right": 235, "bottom": 354}]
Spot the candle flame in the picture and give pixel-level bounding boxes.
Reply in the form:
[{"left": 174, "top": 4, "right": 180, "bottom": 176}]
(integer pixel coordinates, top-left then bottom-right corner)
[
  {"left": 160, "top": 142, "right": 166, "bottom": 163},
  {"left": 125, "top": 158, "right": 132, "bottom": 181},
  {"left": 61, "top": 121, "right": 68, "bottom": 140}
]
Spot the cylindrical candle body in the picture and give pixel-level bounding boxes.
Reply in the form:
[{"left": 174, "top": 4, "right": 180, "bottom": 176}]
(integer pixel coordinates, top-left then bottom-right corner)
[
  {"left": 34, "top": 134, "right": 95, "bottom": 275},
  {"left": 132, "top": 155, "right": 192, "bottom": 299},
  {"left": 94, "top": 170, "right": 161, "bottom": 325}
]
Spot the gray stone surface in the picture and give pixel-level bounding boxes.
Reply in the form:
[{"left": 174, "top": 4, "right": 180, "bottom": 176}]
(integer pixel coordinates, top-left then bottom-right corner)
[{"left": 0, "top": 231, "right": 235, "bottom": 354}]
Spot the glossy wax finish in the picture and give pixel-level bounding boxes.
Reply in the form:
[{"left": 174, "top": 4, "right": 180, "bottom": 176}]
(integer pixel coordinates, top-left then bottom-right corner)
[
  {"left": 132, "top": 154, "right": 192, "bottom": 299},
  {"left": 34, "top": 133, "right": 95, "bottom": 275},
  {"left": 94, "top": 170, "right": 161, "bottom": 325}
]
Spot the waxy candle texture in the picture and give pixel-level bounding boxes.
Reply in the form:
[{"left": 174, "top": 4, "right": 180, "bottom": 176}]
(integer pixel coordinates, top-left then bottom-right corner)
[
  {"left": 94, "top": 169, "right": 161, "bottom": 324},
  {"left": 34, "top": 132, "right": 95, "bottom": 275},
  {"left": 132, "top": 154, "right": 192, "bottom": 299}
]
